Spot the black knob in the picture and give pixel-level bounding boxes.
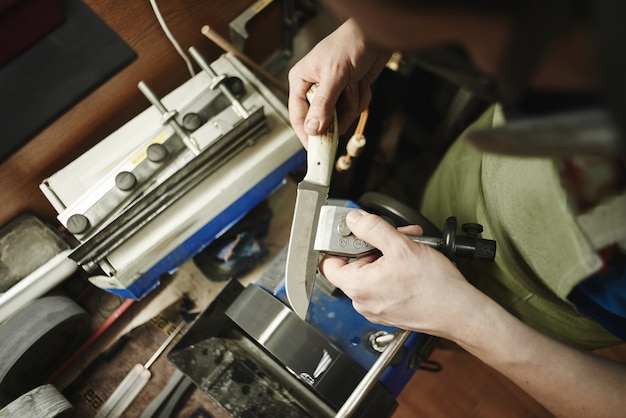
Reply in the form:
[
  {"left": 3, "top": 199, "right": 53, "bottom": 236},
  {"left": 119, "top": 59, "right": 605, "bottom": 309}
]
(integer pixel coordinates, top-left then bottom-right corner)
[
  {"left": 462, "top": 223, "right": 483, "bottom": 238},
  {"left": 455, "top": 236, "right": 497, "bottom": 262},
  {"left": 67, "top": 214, "right": 90, "bottom": 234},
  {"left": 115, "top": 171, "right": 137, "bottom": 191},
  {"left": 474, "top": 238, "right": 497, "bottom": 262},
  {"left": 440, "top": 218, "right": 496, "bottom": 262},
  {"left": 182, "top": 112, "right": 204, "bottom": 131},
  {"left": 147, "top": 143, "right": 169, "bottom": 163},
  {"left": 224, "top": 76, "right": 245, "bottom": 98}
]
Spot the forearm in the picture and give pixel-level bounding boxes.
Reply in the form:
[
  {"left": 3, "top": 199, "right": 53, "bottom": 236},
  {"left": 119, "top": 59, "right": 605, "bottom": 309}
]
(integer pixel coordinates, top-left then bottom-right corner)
[
  {"left": 320, "top": 212, "right": 625, "bottom": 416},
  {"left": 455, "top": 295, "right": 626, "bottom": 417}
]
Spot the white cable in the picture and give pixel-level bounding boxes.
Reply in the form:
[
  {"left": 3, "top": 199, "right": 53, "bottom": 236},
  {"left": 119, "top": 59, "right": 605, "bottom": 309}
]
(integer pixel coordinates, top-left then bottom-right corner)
[{"left": 149, "top": 0, "right": 196, "bottom": 77}]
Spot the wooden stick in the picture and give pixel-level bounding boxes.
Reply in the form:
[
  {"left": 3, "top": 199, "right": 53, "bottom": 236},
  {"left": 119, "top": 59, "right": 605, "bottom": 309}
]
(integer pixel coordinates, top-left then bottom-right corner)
[
  {"left": 201, "top": 25, "right": 289, "bottom": 96},
  {"left": 354, "top": 108, "right": 369, "bottom": 137}
]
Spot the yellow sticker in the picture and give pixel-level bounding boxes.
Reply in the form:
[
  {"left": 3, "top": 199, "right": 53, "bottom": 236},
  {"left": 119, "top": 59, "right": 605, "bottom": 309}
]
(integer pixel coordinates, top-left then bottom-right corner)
[{"left": 151, "top": 314, "right": 177, "bottom": 336}]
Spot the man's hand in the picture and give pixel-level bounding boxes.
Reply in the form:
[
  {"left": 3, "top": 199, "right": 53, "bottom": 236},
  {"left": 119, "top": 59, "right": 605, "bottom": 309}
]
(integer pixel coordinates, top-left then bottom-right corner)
[
  {"left": 288, "top": 19, "right": 391, "bottom": 147},
  {"left": 318, "top": 209, "right": 485, "bottom": 340}
]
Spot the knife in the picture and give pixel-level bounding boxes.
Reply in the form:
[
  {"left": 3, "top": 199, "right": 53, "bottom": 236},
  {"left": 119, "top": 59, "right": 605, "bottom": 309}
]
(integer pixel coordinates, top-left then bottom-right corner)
[{"left": 285, "top": 85, "right": 339, "bottom": 320}]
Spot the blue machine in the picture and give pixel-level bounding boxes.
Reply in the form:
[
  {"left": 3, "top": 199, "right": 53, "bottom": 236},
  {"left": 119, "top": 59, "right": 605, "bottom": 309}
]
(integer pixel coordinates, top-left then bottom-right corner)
[{"left": 256, "top": 198, "right": 437, "bottom": 399}]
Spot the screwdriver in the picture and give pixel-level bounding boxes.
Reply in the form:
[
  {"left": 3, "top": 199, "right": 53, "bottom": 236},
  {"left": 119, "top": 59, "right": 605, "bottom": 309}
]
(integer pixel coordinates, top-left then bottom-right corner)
[{"left": 95, "top": 320, "right": 186, "bottom": 418}]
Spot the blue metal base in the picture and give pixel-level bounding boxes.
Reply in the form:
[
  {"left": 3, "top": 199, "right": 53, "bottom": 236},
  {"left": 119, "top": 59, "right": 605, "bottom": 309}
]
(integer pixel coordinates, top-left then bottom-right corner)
[{"left": 105, "top": 149, "right": 305, "bottom": 299}]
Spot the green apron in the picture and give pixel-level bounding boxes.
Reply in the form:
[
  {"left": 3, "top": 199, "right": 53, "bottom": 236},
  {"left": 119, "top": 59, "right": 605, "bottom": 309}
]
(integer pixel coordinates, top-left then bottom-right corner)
[{"left": 420, "top": 104, "right": 623, "bottom": 349}]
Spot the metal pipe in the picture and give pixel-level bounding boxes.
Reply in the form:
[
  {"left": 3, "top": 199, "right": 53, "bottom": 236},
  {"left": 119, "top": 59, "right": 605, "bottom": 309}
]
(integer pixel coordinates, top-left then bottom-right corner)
[{"left": 336, "top": 329, "right": 412, "bottom": 417}]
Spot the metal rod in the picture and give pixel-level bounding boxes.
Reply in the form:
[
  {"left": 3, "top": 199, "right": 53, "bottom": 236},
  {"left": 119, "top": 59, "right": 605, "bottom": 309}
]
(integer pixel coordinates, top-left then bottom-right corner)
[
  {"left": 137, "top": 81, "right": 201, "bottom": 155},
  {"left": 200, "top": 25, "right": 289, "bottom": 96},
  {"left": 144, "top": 320, "right": 186, "bottom": 369},
  {"left": 336, "top": 329, "right": 412, "bottom": 418},
  {"left": 188, "top": 46, "right": 249, "bottom": 118}
]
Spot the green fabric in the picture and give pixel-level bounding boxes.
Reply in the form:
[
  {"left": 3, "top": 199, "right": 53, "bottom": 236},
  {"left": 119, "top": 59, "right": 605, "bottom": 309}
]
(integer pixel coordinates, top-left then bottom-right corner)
[
  {"left": 420, "top": 104, "right": 622, "bottom": 349},
  {"left": 576, "top": 194, "right": 626, "bottom": 250}
]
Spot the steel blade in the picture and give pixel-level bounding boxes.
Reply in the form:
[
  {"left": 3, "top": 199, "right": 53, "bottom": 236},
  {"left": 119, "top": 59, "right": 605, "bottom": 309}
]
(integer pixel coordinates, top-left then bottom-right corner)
[
  {"left": 285, "top": 84, "right": 338, "bottom": 319},
  {"left": 284, "top": 182, "right": 329, "bottom": 319}
]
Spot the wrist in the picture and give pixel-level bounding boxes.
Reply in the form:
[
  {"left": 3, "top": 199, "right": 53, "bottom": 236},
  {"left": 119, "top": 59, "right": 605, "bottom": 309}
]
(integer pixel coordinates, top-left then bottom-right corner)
[
  {"left": 435, "top": 283, "right": 508, "bottom": 351},
  {"left": 449, "top": 289, "right": 535, "bottom": 367}
]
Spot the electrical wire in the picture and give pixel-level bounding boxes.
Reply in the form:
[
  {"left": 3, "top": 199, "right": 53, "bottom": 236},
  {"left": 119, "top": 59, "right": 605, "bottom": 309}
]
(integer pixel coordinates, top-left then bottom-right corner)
[{"left": 149, "top": 0, "right": 196, "bottom": 77}]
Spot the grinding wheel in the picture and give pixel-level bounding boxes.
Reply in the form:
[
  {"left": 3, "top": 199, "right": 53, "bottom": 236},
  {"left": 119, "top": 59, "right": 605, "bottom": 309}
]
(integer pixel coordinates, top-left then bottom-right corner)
[
  {"left": 0, "top": 384, "right": 73, "bottom": 418},
  {"left": 0, "top": 295, "right": 90, "bottom": 408}
]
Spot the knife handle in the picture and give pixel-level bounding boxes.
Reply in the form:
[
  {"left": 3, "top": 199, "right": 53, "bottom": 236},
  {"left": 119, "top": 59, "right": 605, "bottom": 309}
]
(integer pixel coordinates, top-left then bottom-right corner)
[
  {"left": 303, "top": 85, "right": 339, "bottom": 187},
  {"left": 304, "top": 115, "right": 338, "bottom": 186}
]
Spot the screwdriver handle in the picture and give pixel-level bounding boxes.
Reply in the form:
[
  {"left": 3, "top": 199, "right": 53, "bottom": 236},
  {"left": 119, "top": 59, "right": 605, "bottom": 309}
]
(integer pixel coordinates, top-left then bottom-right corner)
[
  {"left": 95, "top": 364, "right": 150, "bottom": 418},
  {"left": 95, "top": 321, "right": 186, "bottom": 418}
]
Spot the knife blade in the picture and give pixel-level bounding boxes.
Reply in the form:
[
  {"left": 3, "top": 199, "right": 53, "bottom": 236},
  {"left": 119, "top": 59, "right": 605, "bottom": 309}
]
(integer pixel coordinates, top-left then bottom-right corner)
[{"left": 285, "top": 85, "right": 338, "bottom": 320}]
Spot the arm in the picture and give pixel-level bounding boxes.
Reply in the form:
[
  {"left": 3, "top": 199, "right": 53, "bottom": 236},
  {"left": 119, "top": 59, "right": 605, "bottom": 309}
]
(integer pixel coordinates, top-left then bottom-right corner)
[
  {"left": 320, "top": 210, "right": 626, "bottom": 417},
  {"left": 290, "top": 2, "right": 597, "bottom": 141},
  {"left": 287, "top": 19, "right": 391, "bottom": 146}
]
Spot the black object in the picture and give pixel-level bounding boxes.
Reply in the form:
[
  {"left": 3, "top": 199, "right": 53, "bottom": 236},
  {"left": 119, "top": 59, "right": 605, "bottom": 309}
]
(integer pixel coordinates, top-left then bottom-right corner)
[
  {"left": 193, "top": 200, "right": 272, "bottom": 282},
  {"left": 0, "top": 0, "right": 137, "bottom": 162},
  {"left": 440, "top": 216, "right": 496, "bottom": 262},
  {"left": 357, "top": 192, "right": 441, "bottom": 236},
  {"left": 168, "top": 280, "right": 398, "bottom": 418}
]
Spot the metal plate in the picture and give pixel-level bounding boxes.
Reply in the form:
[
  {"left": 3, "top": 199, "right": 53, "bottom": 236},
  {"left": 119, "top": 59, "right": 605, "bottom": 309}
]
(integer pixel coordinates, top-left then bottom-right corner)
[{"left": 168, "top": 281, "right": 398, "bottom": 417}]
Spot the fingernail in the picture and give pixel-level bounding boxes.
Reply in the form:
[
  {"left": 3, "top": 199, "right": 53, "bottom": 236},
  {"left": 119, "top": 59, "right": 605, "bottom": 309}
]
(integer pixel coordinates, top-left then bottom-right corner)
[
  {"left": 305, "top": 118, "right": 320, "bottom": 134},
  {"left": 346, "top": 209, "right": 366, "bottom": 224}
]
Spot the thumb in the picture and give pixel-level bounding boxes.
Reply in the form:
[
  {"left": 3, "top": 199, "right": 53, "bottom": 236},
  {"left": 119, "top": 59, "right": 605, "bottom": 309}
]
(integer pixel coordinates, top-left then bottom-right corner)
[
  {"left": 304, "top": 81, "right": 344, "bottom": 136},
  {"left": 346, "top": 210, "right": 411, "bottom": 254}
]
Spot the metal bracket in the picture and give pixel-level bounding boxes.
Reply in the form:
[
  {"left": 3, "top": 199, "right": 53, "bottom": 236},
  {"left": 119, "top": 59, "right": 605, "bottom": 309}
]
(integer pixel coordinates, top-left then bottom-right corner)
[{"left": 229, "top": 0, "right": 275, "bottom": 51}]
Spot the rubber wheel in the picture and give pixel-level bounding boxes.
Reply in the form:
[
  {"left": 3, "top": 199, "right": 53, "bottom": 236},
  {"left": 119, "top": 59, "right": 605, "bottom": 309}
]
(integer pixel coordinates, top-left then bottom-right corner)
[
  {"left": 0, "top": 295, "right": 90, "bottom": 408},
  {"left": 357, "top": 192, "right": 441, "bottom": 236}
]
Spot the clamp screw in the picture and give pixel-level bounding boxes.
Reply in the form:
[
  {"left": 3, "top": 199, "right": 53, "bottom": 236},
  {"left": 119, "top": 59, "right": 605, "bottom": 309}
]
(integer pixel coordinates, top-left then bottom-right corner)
[
  {"left": 115, "top": 171, "right": 137, "bottom": 191},
  {"left": 462, "top": 223, "right": 483, "bottom": 238},
  {"left": 67, "top": 214, "right": 90, "bottom": 234},
  {"left": 182, "top": 112, "right": 204, "bottom": 131},
  {"left": 337, "top": 217, "right": 352, "bottom": 236},
  {"left": 147, "top": 143, "right": 168, "bottom": 163}
]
